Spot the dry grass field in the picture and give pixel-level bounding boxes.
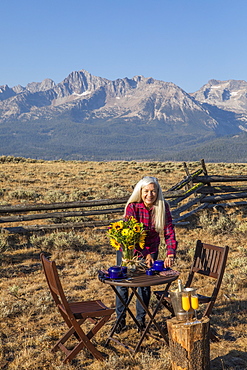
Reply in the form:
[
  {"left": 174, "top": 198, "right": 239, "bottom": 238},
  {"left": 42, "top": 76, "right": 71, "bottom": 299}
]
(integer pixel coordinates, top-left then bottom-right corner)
[{"left": 0, "top": 157, "right": 247, "bottom": 370}]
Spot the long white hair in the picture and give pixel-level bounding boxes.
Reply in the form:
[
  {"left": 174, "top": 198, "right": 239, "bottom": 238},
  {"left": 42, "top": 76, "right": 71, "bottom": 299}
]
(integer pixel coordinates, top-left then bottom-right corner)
[{"left": 124, "top": 176, "right": 166, "bottom": 235}]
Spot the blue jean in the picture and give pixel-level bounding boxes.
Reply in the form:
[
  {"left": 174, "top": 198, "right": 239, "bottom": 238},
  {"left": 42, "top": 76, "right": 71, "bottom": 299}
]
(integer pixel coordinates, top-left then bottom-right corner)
[{"left": 115, "top": 250, "right": 158, "bottom": 322}]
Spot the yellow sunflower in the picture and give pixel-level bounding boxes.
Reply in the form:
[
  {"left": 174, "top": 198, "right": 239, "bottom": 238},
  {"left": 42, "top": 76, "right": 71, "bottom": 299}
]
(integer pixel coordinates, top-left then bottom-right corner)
[
  {"left": 128, "top": 230, "right": 134, "bottom": 238},
  {"left": 121, "top": 228, "right": 130, "bottom": 236},
  {"left": 130, "top": 216, "right": 138, "bottom": 223},
  {"left": 110, "top": 239, "right": 121, "bottom": 250},
  {"left": 133, "top": 224, "right": 141, "bottom": 233},
  {"left": 112, "top": 221, "right": 124, "bottom": 231},
  {"left": 139, "top": 232, "right": 147, "bottom": 249},
  {"left": 139, "top": 241, "right": 145, "bottom": 249}
]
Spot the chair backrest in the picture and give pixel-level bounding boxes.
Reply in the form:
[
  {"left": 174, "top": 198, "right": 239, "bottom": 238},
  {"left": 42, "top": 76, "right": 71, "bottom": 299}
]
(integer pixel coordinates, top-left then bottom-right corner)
[
  {"left": 185, "top": 240, "right": 229, "bottom": 317},
  {"left": 40, "top": 253, "right": 72, "bottom": 317}
]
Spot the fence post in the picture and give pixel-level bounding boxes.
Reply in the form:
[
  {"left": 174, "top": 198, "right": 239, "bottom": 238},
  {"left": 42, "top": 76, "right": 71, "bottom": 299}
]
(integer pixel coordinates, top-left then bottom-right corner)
[
  {"left": 167, "top": 317, "right": 210, "bottom": 370},
  {"left": 183, "top": 162, "right": 193, "bottom": 191}
]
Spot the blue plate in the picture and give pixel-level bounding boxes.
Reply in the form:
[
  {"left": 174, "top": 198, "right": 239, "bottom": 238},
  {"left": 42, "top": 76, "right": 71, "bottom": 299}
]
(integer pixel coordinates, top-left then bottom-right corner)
[
  {"left": 110, "top": 273, "right": 128, "bottom": 279},
  {"left": 146, "top": 268, "right": 155, "bottom": 275}
]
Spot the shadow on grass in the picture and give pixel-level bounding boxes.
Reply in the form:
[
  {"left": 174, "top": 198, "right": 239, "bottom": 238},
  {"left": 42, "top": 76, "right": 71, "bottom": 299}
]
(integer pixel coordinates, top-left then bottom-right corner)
[
  {"left": 210, "top": 300, "right": 247, "bottom": 341},
  {"left": 0, "top": 240, "right": 115, "bottom": 279},
  {"left": 211, "top": 349, "right": 247, "bottom": 370},
  {"left": 0, "top": 248, "right": 42, "bottom": 278}
]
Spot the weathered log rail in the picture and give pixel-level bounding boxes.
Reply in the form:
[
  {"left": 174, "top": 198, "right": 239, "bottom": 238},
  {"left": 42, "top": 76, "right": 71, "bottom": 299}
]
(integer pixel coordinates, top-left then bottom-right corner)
[
  {"left": 0, "top": 191, "right": 186, "bottom": 234},
  {"left": 1, "top": 159, "right": 247, "bottom": 235},
  {"left": 192, "top": 175, "right": 247, "bottom": 183}
]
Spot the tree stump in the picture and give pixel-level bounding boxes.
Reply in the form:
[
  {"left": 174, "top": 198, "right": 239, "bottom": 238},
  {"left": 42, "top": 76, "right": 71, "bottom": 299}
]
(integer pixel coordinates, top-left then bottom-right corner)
[{"left": 167, "top": 317, "right": 210, "bottom": 370}]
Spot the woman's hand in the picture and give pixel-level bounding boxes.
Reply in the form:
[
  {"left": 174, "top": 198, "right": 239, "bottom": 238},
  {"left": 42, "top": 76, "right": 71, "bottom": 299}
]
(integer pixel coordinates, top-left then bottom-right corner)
[
  {"left": 145, "top": 254, "right": 154, "bottom": 268},
  {"left": 164, "top": 254, "right": 175, "bottom": 268}
]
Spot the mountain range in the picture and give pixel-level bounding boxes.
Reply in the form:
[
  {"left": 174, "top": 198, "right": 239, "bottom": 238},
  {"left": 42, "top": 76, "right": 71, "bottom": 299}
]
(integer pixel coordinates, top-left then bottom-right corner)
[{"left": 1, "top": 70, "right": 247, "bottom": 162}]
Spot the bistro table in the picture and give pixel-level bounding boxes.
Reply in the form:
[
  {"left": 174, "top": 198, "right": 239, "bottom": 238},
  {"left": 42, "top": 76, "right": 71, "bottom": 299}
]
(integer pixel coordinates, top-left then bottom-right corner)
[{"left": 98, "top": 269, "right": 179, "bottom": 354}]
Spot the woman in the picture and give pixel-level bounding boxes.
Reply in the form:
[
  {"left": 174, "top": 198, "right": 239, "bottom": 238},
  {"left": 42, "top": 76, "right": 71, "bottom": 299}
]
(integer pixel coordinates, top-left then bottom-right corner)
[{"left": 115, "top": 176, "right": 177, "bottom": 333}]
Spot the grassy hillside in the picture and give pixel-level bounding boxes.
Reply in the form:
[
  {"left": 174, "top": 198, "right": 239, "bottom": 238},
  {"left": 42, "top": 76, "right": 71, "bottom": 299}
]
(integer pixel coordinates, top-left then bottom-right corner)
[
  {"left": 3, "top": 118, "right": 247, "bottom": 162},
  {"left": 171, "top": 133, "right": 247, "bottom": 163},
  {"left": 0, "top": 158, "right": 247, "bottom": 370}
]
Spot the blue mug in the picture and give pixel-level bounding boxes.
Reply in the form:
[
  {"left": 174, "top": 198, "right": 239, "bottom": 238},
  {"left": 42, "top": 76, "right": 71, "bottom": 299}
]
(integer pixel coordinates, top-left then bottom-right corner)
[
  {"left": 121, "top": 266, "right": 127, "bottom": 274},
  {"left": 153, "top": 260, "right": 164, "bottom": 271},
  {"left": 108, "top": 266, "right": 122, "bottom": 279}
]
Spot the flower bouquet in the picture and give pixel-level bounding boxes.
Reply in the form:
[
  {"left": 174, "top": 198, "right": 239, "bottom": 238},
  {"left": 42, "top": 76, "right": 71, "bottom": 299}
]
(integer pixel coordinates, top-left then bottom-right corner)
[{"left": 107, "top": 216, "right": 147, "bottom": 269}]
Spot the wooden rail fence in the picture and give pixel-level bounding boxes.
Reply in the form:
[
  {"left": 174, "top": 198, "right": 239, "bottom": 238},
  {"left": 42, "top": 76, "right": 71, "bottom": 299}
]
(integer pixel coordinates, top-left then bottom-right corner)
[{"left": 1, "top": 159, "right": 247, "bottom": 235}]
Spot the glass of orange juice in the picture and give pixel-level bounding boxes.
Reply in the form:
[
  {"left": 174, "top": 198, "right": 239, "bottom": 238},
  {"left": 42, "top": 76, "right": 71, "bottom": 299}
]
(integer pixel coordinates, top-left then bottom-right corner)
[
  {"left": 191, "top": 293, "right": 200, "bottom": 322},
  {"left": 182, "top": 292, "right": 191, "bottom": 323}
]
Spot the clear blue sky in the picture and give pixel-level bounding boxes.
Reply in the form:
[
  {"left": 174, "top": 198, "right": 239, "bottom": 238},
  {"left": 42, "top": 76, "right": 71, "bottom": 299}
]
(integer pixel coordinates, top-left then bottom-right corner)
[{"left": 1, "top": 0, "right": 247, "bottom": 93}]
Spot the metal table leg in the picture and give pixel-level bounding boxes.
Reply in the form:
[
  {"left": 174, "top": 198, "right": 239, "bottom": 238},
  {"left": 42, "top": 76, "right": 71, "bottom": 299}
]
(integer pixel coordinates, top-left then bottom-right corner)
[{"left": 105, "top": 285, "right": 139, "bottom": 347}]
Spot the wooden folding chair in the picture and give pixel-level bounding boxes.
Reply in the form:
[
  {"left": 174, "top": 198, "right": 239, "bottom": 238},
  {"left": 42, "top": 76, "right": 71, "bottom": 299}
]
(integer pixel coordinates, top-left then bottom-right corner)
[
  {"left": 40, "top": 253, "right": 114, "bottom": 362},
  {"left": 154, "top": 240, "right": 229, "bottom": 341}
]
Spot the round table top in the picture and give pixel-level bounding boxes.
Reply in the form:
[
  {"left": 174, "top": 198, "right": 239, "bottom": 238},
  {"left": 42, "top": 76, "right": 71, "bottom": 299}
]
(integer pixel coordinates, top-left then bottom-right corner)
[{"left": 99, "top": 270, "right": 179, "bottom": 288}]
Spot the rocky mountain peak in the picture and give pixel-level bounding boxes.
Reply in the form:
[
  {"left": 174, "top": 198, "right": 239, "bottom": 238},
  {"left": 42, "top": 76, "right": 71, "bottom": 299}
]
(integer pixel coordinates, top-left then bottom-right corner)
[
  {"left": 1, "top": 69, "right": 247, "bottom": 162},
  {"left": 1, "top": 69, "right": 247, "bottom": 136},
  {"left": 0, "top": 84, "right": 16, "bottom": 101},
  {"left": 191, "top": 79, "right": 247, "bottom": 113},
  {"left": 26, "top": 78, "right": 56, "bottom": 93},
  {"left": 12, "top": 85, "right": 26, "bottom": 94},
  {"left": 61, "top": 70, "right": 107, "bottom": 94}
]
